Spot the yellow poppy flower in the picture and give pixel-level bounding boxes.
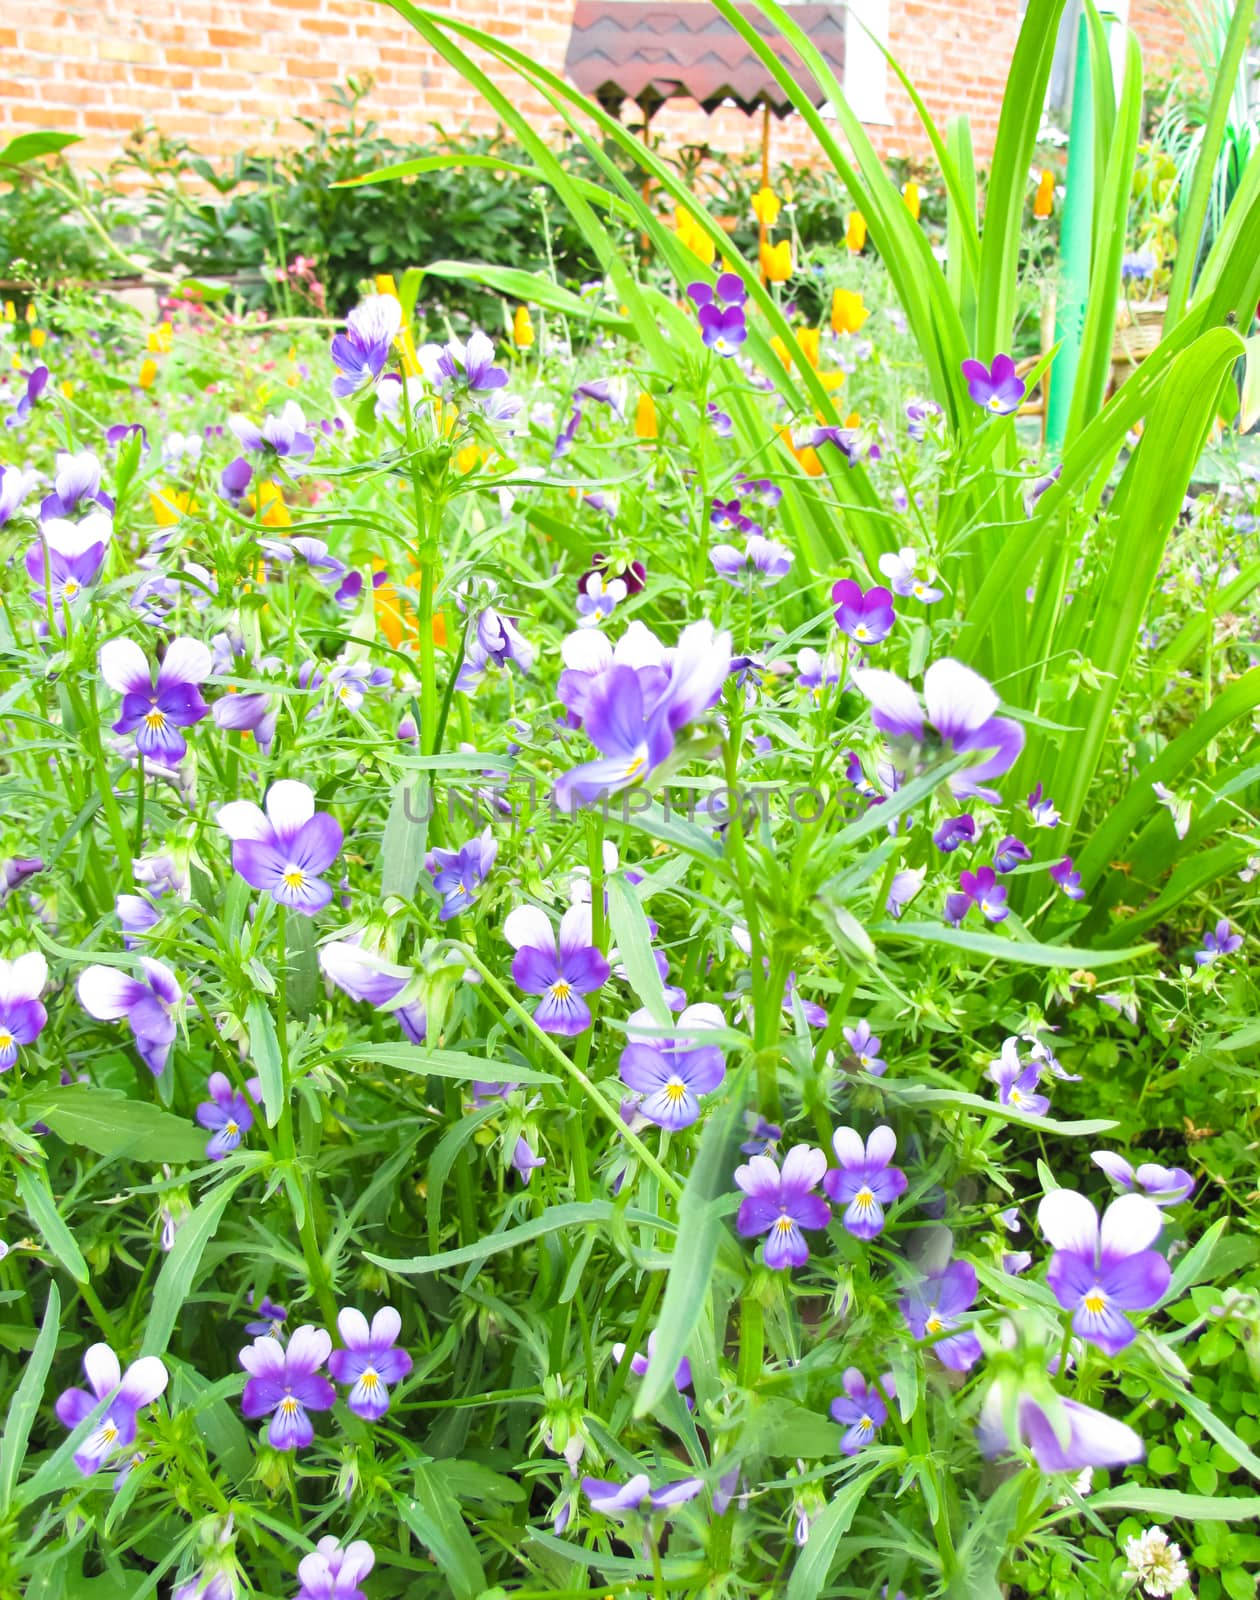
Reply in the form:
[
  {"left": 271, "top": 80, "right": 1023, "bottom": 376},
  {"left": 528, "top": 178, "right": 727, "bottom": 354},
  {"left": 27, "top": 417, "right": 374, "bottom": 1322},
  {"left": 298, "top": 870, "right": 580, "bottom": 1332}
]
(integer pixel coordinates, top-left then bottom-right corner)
[
  {"left": 831, "top": 287, "right": 869, "bottom": 335},
  {"left": 513, "top": 305, "right": 535, "bottom": 348},
  {"left": 751, "top": 186, "right": 782, "bottom": 227},
  {"left": 1034, "top": 169, "right": 1055, "bottom": 218},
  {"left": 902, "top": 181, "right": 921, "bottom": 220},
  {"left": 760, "top": 239, "right": 793, "bottom": 283},
  {"left": 846, "top": 212, "right": 867, "bottom": 253},
  {"left": 635, "top": 391, "right": 658, "bottom": 439}
]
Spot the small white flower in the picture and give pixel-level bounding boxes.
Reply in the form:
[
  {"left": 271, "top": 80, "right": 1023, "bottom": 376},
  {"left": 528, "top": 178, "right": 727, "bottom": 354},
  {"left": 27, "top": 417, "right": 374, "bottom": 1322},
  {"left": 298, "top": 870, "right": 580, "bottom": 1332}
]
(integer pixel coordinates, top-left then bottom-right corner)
[{"left": 1122, "top": 1526, "right": 1190, "bottom": 1597}]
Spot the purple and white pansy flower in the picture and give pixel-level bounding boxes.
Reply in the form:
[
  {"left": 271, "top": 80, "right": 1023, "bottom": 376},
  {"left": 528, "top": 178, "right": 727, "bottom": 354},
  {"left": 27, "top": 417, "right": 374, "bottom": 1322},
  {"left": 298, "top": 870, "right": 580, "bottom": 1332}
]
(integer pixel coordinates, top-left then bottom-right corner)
[
  {"left": 100, "top": 636, "right": 212, "bottom": 764},
  {"left": 823, "top": 1125, "right": 907, "bottom": 1240},
  {"left": 327, "top": 1305, "right": 412, "bottom": 1421},
  {"left": 734, "top": 1144, "right": 831, "bottom": 1268},
  {"left": 618, "top": 1002, "right": 727, "bottom": 1129},
  {"left": 55, "top": 1343, "right": 169, "bottom": 1476},
  {"left": 1038, "top": 1190, "right": 1170, "bottom": 1355},
  {"left": 217, "top": 780, "right": 343, "bottom": 916},
  {"left": 78, "top": 957, "right": 183, "bottom": 1077},
  {"left": 0, "top": 951, "right": 48, "bottom": 1070},
  {"left": 504, "top": 904, "right": 610, "bottom": 1035},
  {"left": 239, "top": 1324, "right": 335, "bottom": 1450}
]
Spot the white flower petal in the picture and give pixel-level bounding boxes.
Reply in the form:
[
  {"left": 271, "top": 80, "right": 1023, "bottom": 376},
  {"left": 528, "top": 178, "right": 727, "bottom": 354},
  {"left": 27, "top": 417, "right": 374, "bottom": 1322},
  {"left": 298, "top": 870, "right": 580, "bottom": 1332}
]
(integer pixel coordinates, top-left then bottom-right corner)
[
  {"left": 83, "top": 1342, "right": 121, "bottom": 1399},
  {"left": 264, "top": 779, "right": 316, "bottom": 839},
  {"left": 1037, "top": 1189, "right": 1100, "bottom": 1255},
  {"left": 214, "top": 800, "right": 270, "bottom": 842},
  {"left": 100, "top": 638, "right": 152, "bottom": 696},
  {"left": 503, "top": 905, "right": 555, "bottom": 954}
]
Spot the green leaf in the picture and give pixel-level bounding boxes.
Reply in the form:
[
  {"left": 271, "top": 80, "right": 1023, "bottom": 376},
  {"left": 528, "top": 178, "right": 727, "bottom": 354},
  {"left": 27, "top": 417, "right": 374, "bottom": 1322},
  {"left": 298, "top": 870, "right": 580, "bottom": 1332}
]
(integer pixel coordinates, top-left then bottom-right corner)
[
  {"left": 1165, "top": 1216, "right": 1229, "bottom": 1302},
  {"left": 871, "top": 921, "right": 1153, "bottom": 969},
  {"left": 878, "top": 1080, "right": 1117, "bottom": 1137},
  {"left": 606, "top": 873, "right": 672, "bottom": 1029},
  {"left": 421, "top": 261, "right": 630, "bottom": 329},
  {"left": 337, "top": 1043, "right": 557, "bottom": 1086},
  {"left": 380, "top": 776, "right": 428, "bottom": 900},
  {"left": 636, "top": 1074, "right": 745, "bottom": 1414},
  {"left": 369, "top": 1200, "right": 670, "bottom": 1274},
  {"left": 245, "top": 998, "right": 284, "bottom": 1128},
  {"left": 426, "top": 1105, "right": 499, "bottom": 1254},
  {"left": 142, "top": 1171, "right": 251, "bottom": 1358},
  {"left": 285, "top": 911, "right": 318, "bottom": 1022},
  {"left": 15, "top": 1165, "right": 87, "bottom": 1283},
  {"left": 1046, "top": 1485, "right": 1260, "bottom": 1523},
  {"left": 19, "top": 1085, "right": 206, "bottom": 1165},
  {"left": 786, "top": 1462, "right": 891, "bottom": 1599},
  {"left": 0, "top": 132, "right": 81, "bottom": 170},
  {"left": 0, "top": 1282, "right": 59, "bottom": 1509},
  {"left": 1154, "top": 1380, "right": 1260, "bottom": 1486},
  {"left": 397, "top": 1465, "right": 487, "bottom": 1600}
]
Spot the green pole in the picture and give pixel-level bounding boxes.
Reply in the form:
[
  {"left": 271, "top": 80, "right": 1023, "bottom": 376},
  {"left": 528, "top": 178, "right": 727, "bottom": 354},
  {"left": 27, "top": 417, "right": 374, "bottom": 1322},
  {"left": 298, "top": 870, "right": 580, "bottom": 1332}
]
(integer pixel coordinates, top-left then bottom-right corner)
[{"left": 1046, "top": 12, "right": 1095, "bottom": 451}]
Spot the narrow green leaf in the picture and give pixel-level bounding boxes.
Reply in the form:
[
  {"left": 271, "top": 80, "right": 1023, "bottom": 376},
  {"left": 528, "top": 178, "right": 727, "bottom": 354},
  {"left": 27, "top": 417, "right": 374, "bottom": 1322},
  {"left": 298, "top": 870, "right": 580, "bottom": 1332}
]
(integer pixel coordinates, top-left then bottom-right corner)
[
  {"left": 787, "top": 1462, "right": 891, "bottom": 1599},
  {"left": 20, "top": 1084, "right": 206, "bottom": 1165},
  {"left": 636, "top": 1077, "right": 746, "bottom": 1414},
  {"left": 0, "top": 132, "right": 81, "bottom": 169},
  {"left": 426, "top": 1106, "right": 498, "bottom": 1253},
  {"left": 380, "top": 776, "right": 427, "bottom": 900},
  {"left": 421, "top": 260, "right": 630, "bottom": 329},
  {"left": 142, "top": 1173, "right": 249, "bottom": 1357},
  {"left": 606, "top": 873, "right": 672, "bottom": 1028},
  {"left": 370, "top": 1200, "right": 614, "bottom": 1274},
  {"left": 1047, "top": 1485, "right": 1260, "bottom": 1524},
  {"left": 1165, "top": 1217, "right": 1229, "bottom": 1302},
  {"left": 15, "top": 1165, "right": 87, "bottom": 1283},
  {"left": 872, "top": 921, "right": 1153, "bottom": 969},
  {"left": 0, "top": 1282, "right": 59, "bottom": 1509},
  {"left": 337, "top": 1043, "right": 557, "bottom": 1086},
  {"left": 285, "top": 911, "right": 318, "bottom": 1022},
  {"left": 245, "top": 998, "right": 284, "bottom": 1128},
  {"left": 398, "top": 1466, "right": 487, "bottom": 1600}
]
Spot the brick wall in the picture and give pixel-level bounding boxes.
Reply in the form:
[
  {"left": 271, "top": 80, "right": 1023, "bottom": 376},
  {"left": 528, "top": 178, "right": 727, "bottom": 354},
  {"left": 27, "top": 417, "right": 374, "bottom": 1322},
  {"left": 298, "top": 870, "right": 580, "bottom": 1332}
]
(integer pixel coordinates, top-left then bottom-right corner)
[{"left": 0, "top": 0, "right": 1192, "bottom": 179}]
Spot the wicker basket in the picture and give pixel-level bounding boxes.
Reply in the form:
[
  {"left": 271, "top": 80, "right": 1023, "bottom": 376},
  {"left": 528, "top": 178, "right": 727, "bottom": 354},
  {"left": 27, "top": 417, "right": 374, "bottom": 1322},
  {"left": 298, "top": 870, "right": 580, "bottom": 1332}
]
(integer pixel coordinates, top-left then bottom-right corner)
[{"left": 1110, "top": 298, "right": 1166, "bottom": 389}]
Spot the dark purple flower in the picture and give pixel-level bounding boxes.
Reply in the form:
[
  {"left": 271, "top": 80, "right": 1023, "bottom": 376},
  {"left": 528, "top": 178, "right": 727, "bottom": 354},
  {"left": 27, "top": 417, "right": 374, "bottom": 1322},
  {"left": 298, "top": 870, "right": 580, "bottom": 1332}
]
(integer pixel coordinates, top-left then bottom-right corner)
[
  {"left": 735, "top": 474, "right": 782, "bottom": 507},
  {"left": 77, "top": 957, "right": 182, "bottom": 1077},
  {"left": 425, "top": 826, "right": 497, "bottom": 921},
  {"left": 457, "top": 606, "right": 534, "bottom": 691},
  {"left": 987, "top": 1040, "right": 1049, "bottom": 1116},
  {"left": 9, "top": 364, "right": 48, "bottom": 425},
  {"left": 620, "top": 1003, "right": 726, "bottom": 1129},
  {"left": 581, "top": 1472, "right": 703, "bottom": 1516},
  {"left": 217, "top": 779, "right": 343, "bottom": 915},
  {"left": 574, "top": 377, "right": 627, "bottom": 419},
  {"left": 195, "top": 1071, "right": 258, "bottom": 1160},
  {"left": 994, "top": 835, "right": 1031, "bottom": 872},
  {"left": 318, "top": 940, "right": 426, "bottom": 1043},
  {"left": 239, "top": 1324, "right": 335, "bottom": 1449},
  {"left": 962, "top": 354, "right": 1026, "bottom": 415},
  {"left": 977, "top": 1384, "right": 1143, "bottom": 1472},
  {"left": 104, "top": 422, "right": 148, "bottom": 451},
  {"left": 228, "top": 401, "right": 314, "bottom": 462},
  {"left": 1028, "top": 782, "right": 1060, "bottom": 828},
  {"left": 734, "top": 1144, "right": 830, "bottom": 1268},
  {"left": 842, "top": 1019, "right": 886, "bottom": 1076},
  {"left": 740, "top": 1112, "right": 782, "bottom": 1155},
  {"left": 1049, "top": 856, "right": 1084, "bottom": 900},
  {"left": 1090, "top": 1152, "right": 1195, "bottom": 1206},
  {"left": 853, "top": 658, "right": 1023, "bottom": 803},
  {"left": 327, "top": 1306, "right": 411, "bottom": 1421},
  {"left": 295, "top": 1537, "right": 375, "bottom": 1600},
  {"left": 0, "top": 951, "right": 47, "bottom": 1070},
  {"left": 505, "top": 904, "right": 609, "bottom": 1035},
  {"left": 698, "top": 301, "right": 747, "bottom": 357},
  {"left": 707, "top": 402, "right": 733, "bottom": 436},
  {"left": 933, "top": 814, "right": 976, "bottom": 853},
  {"left": 212, "top": 687, "right": 278, "bottom": 755},
  {"left": 219, "top": 455, "right": 253, "bottom": 506},
  {"left": 900, "top": 1259, "right": 983, "bottom": 1371},
  {"left": 100, "top": 636, "right": 211, "bottom": 764},
  {"left": 947, "top": 865, "right": 1008, "bottom": 924},
  {"left": 1039, "top": 1190, "right": 1171, "bottom": 1355},
  {"left": 55, "top": 1343, "right": 168, "bottom": 1475},
  {"left": 331, "top": 294, "right": 402, "bottom": 398},
  {"left": 830, "top": 1369, "right": 892, "bottom": 1455},
  {"left": 832, "top": 580, "right": 895, "bottom": 644},
  {"left": 244, "top": 1297, "right": 287, "bottom": 1338},
  {"left": 1196, "top": 918, "right": 1242, "bottom": 965},
  {"left": 823, "top": 1125, "right": 907, "bottom": 1239}
]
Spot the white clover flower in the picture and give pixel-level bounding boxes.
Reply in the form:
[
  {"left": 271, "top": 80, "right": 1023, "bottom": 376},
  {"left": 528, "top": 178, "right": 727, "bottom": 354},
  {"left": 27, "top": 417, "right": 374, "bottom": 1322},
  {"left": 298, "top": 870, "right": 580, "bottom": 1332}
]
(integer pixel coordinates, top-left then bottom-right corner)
[{"left": 1122, "top": 1526, "right": 1190, "bottom": 1597}]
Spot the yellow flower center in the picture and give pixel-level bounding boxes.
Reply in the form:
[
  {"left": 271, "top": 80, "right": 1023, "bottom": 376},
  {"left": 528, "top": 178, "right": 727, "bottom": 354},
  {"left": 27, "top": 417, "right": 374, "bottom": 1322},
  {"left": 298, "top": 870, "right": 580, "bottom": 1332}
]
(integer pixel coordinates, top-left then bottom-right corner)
[
  {"left": 988, "top": 396, "right": 1004, "bottom": 411},
  {"left": 625, "top": 754, "right": 646, "bottom": 779},
  {"left": 925, "top": 1313, "right": 943, "bottom": 1335},
  {"left": 279, "top": 1395, "right": 300, "bottom": 1417},
  {"left": 62, "top": 579, "right": 80, "bottom": 599},
  {"left": 0, "top": 1032, "right": 12, "bottom": 1052},
  {"left": 773, "top": 1215, "right": 795, "bottom": 1234},
  {"left": 853, "top": 1186, "right": 875, "bottom": 1211},
  {"left": 1084, "top": 1289, "right": 1108, "bottom": 1315},
  {"left": 224, "top": 1120, "right": 239, "bottom": 1137},
  {"left": 550, "top": 979, "right": 572, "bottom": 1002},
  {"left": 859, "top": 1414, "right": 873, "bottom": 1431},
  {"left": 143, "top": 708, "right": 166, "bottom": 730},
  {"left": 1008, "top": 1088, "right": 1023, "bottom": 1106},
  {"left": 360, "top": 1368, "right": 379, "bottom": 1390},
  {"left": 282, "top": 869, "right": 305, "bottom": 890},
  {"left": 663, "top": 1078, "right": 688, "bottom": 1105}
]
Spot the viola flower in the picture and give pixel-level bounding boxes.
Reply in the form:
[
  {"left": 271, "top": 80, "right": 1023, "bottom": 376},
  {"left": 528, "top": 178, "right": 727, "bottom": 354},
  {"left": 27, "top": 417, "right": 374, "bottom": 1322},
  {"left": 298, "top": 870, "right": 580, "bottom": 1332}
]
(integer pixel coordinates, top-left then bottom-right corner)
[
  {"left": 1091, "top": 1152, "right": 1195, "bottom": 1206},
  {"left": 581, "top": 1472, "right": 703, "bottom": 1517},
  {"left": 323, "top": 661, "right": 392, "bottom": 711},
  {"left": 1038, "top": 1190, "right": 1171, "bottom": 1355},
  {"left": 905, "top": 399, "right": 942, "bottom": 441},
  {"left": 1196, "top": 918, "right": 1242, "bottom": 965},
  {"left": 318, "top": 940, "right": 427, "bottom": 1043},
  {"left": 27, "top": 513, "right": 112, "bottom": 614},
  {"left": 1049, "top": 856, "right": 1084, "bottom": 900},
  {"left": 853, "top": 657, "right": 1023, "bottom": 802},
  {"left": 832, "top": 580, "right": 895, "bottom": 644},
  {"left": 946, "top": 865, "right": 1008, "bottom": 925},
  {"left": 0, "top": 463, "right": 36, "bottom": 525},
  {"left": 710, "top": 497, "right": 752, "bottom": 534},
  {"left": 100, "top": 636, "right": 212, "bottom": 764},
  {"left": 823, "top": 1126, "right": 907, "bottom": 1239},
  {"left": 1027, "top": 782, "right": 1060, "bottom": 828},
  {"left": 576, "top": 569, "right": 628, "bottom": 628},
  {"left": 295, "top": 1537, "right": 376, "bottom": 1600},
  {"left": 710, "top": 534, "right": 792, "bottom": 587},
  {"left": 900, "top": 1259, "right": 983, "bottom": 1370},
  {"left": 219, "top": 455, "right": 253, "bottom": 506},
  {"left": 229, "top": 401, "right": 315, "bottom": 462},
  {"left": 698, "top": 301, "right": 747, "bottom": 358},
  {"left": 331, "top": 294, "right": 402, "bottom": 398},
  {"left": 933, "top": 814, "right": 976, "bottom": 853},
  {"left": 994, "top": 834, "right": 1031, "bottom": 872},
  {"left": 41, "top": 450, "right": 114, "bottom": 519},
  {"left": 244, "top": 1297, "right": 287, "bottom": 1337},
  {"left": 328, "top": 1306, "right": 412, "bottom": 1421},
  {"left": 217, "top": 780, "right": 342, "bottom": 916},
  {"left": 505, "top": 904, "right": 609, "bottom": 1035},
  {"left": 612, "top": 1329, "right": 693, "bottom": 1401},
  {"left": 195, "top": 1072, "right": 259, "bottom": 1160},
  {"left": 0, "top": 951, "right": 48, "bottom": 1070},
  {"left": 962, "top": 354, "right": 1026, "bottom": 415},
  {"left": 457, "top": 606, "right": 534, "bottom": 691},
  {"left": 55, "top": 1344, "right": 168, "bottom": 1476},
  {"left": 977, "top": 1385, "right": 1143, "bottom": 1473},
  {"left": 418, "top": 330, "right": 508, "bottom": 396},
  {"left": 239, "top": 1324, "right": 335, "bottom": 1449},
  {"left": 9, "top": 364, "right": 48, "bottom": 426},
  {"left": 830, "top": 1369, "right": 892, "bottom": 1455},
  {"left": 212, "top": 686, "right": 278, "bottom": 755},
  {"left": 425, "top": 827, "right": 497, "bottom": 921},
  {"left": 843, "top": 1019, "right": 886, "bottom": 1076},
  {"left": 78, "top": 957, "right": 183, "bottom": 1077},
  {"left": 796, "top": 646, "right": 841, "bottom": 697},
  {"left": 619, "top": 1003, "right": 727, "bottom": 1129},
  {"left": 877, "top": 545, "right": 942, "bottom": 604},
  {"left": 886, "top": 866, "right": 925, "bottom": 918},
  {"left": 734, "top": 1144, "right": 831, "bottom": 1268},
  {"left": 260, "top": 534, "right": 350, "bottom": 591},
  {"left": 987, "top": 1041, "right": 1049, "bottom": 1116},
  {"left": 707, "top": 402, "right": 734, "bottom": 436}
]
